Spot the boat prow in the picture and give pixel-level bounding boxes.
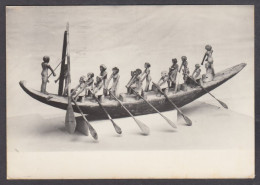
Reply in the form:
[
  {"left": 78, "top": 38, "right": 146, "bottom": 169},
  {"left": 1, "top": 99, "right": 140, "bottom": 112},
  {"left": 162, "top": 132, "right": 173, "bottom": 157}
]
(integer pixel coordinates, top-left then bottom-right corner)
[{"left": 19, "top": 63, "right": 247, "bottom": 120}]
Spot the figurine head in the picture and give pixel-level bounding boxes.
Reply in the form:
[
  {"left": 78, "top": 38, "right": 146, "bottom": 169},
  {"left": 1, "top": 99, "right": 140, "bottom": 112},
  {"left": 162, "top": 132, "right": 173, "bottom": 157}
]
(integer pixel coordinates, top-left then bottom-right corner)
[
  {"left": 183, "top": 60, "right": 188, "bottom": 67},
  {"left": 43, "top": 56, "right": 50, "bottom": 63},
  {"left": 79, "top": 75, "right": 87, "bottom": 83},
  {"left": 131, "top": 70, "right": 136, "bottom": 77},
  {"left": 205, "top": 45, "right": 212, "bottom": 51},
  {"left": 144, "top": 62, "right": 151, "bottom": 68},
  {"left": 96, "top": 76, "right": 102, "bottom": 83},
  {"left": 87, "top": 72, "right": 94, "bottom": 79},
  {"left": 112, "top": 67, "right": 119, "bottom": 75},
  {"left": 135, "top": 68, "right": 142, "bottom": 75},
  {"left": 161, "top": 71, "right": 168, "bottom": 77},
  {"left": 181, "top": 56, "right": 187, "bottom": 61},
  {"left": 172, "top": 58, "right": 177, "bottom": 64},
  {"left": 100, "top": 64, "right": 107, "bottom": 71}
]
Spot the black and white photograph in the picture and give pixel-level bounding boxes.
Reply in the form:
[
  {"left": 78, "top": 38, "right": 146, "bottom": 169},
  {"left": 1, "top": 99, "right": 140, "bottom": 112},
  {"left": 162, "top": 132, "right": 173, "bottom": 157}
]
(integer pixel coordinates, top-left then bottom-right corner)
[{"left": 6, "top": 5, "right": 254, "bottom": 179}]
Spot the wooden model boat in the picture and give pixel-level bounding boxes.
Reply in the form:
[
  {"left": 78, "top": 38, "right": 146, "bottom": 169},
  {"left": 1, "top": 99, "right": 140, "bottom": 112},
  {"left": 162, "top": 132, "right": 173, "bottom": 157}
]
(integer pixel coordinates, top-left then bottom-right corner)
[
  {"left": 18, "top": 23, "right": 247, "bottom": 139},
  {"left": 19, "top": 62, "right": 246, "bottom": 120}
]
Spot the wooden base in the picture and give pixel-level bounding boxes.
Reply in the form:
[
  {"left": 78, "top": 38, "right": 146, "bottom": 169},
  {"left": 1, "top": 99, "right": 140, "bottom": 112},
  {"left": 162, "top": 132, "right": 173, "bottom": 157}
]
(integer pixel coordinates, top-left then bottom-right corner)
[{"left": 75, "top": 116, "right": 89, "bottom": 136}]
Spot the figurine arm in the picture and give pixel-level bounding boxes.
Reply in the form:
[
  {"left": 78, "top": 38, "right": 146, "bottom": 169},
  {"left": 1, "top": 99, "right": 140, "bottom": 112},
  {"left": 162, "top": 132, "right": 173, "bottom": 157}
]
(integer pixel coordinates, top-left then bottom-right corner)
[
  {"left": 105, "top": 74, "right": 112, "bottom": 89},
  {"left": 55, "top": 75, "right": 60, "bottom": 83},
  {"left": 71, "top": 84, "right": 80, "bottom": 96},
  {"left": 47, "top": 65, "right": 56, "bottom": 76}
]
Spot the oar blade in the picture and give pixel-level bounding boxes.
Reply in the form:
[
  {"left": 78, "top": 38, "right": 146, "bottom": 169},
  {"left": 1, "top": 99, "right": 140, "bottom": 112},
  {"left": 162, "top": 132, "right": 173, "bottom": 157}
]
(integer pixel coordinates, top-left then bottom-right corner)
[
  {"left": 163, "top": 115, "right": 177, "bottom": 128},
  {"left": 88, "top": 123, "right": 98, "bottom": 140},
  {"left": 111, "top": 119, "right": 122, "bottom": 134},
  {"left": 183, "top": 114, "right": 192, "bottom": 126},
  {"left": 65, "top": 103, "right": 76, "bottom": 134},
  {"left": 135, "top": 118, "right": 150, "bottom": 135},
  {"left": 219, "top": 100, "right": 228, "bottom": 109}
]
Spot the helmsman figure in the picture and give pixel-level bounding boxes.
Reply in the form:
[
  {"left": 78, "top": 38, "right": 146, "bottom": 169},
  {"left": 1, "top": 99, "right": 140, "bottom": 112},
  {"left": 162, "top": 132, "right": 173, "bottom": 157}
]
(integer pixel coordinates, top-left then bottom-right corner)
[{"left": 41, "top": 56, "right": 56, "bottom": 94}]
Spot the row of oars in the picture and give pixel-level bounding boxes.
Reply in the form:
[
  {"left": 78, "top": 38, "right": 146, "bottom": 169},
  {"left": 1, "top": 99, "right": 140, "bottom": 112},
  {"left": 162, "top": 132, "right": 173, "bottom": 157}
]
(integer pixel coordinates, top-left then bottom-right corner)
[{"left": 65, "top": 76, "right": 228, "bottom": 141}]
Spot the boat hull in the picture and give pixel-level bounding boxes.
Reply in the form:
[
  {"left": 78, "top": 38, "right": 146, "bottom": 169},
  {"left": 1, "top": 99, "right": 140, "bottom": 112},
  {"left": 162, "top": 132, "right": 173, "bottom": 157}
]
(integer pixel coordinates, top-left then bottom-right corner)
[{"left": 19, "top": 63, "right": 246, "bottom": 120}]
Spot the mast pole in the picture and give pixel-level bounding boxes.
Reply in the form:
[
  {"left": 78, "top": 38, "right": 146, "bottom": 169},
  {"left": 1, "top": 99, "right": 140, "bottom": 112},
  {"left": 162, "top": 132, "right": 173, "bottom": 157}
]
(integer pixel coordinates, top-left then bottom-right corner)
[{"left": 58, "top": 29, "right": 67, "bottom": 95}]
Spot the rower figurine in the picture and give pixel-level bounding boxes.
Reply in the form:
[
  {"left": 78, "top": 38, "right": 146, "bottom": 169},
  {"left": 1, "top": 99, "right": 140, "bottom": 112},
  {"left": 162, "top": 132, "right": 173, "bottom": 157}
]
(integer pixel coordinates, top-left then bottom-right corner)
[
  {"left": 55, "top": 64, "right": 68, "bottom": 96},
  {"left": 168, "top": 58, "right": 179, "bottom": 88},
  {"left": 191, "top": 64, "right": 201, "bottom": 87},
  {"left": 92, "top": 76, "right": 104, "bottom": 101},
  {"left": 71, "top": 76, "right": 87, "bottom": 102},
  {"left": 141, "top": 62, "right": 152, "bottom": 92},
  {"left": 99, "top": 64, "right": 108, "bottom": 96},
  {"left": 126, "top": 70, "right": 137, "bottom": 94},
  {"left": 106, "top": 67, "right": 120, "bottom": 99},
  {"left": 41, "top": 56, "right": 56, "bottom": 94},
  {"left": 129, "top": 68, "right": 144, "bottom": 100},
  {"left": 181, "top": 56, "right": 190, "bottom": 91},
  {"left": 156, "top": 71, "right": 169, "bottom": 96},
  {"left": 84, "top": 73, "right": 95, "bottom": 97}
]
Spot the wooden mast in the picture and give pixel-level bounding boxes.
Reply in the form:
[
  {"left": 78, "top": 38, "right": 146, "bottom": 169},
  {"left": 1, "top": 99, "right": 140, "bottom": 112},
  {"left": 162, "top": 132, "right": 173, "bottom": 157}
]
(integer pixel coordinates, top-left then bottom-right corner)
[{"left": 58, "top": 29, "right": 67, "bottom": 95}]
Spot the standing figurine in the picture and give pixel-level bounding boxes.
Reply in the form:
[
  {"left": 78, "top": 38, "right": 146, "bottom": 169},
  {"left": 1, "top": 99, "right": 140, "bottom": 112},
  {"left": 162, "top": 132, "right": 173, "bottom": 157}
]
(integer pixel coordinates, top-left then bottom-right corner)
[
  {"left": 55, "top": 64, "right": 68, "bottom": 96},
  {"left": 141, "top": 62, "right": 152, "bottom": 92},
  {"left": 181, "top": 56, "right": 190, "bottom": 85},
  {"left": 106, "top": 67, "right": 120, "bottom": 98},
  {"left": 99, "top": 64, "right": 108, "bottom": 95},
  {"left": 168, "top": 58, "right": 179, "bottom": 88},
  {"left": 41, "top": 56, "right": 56, "bottom": 94},
  {"left": 201, "top": 44, "right": 215, "bottom": 76},
  {"left": 71, "top": 76, "right": 87, "bottom": 102},
  {"left": 92, "top": 76, "right": 104, "bottom": 101},
  {"left": 130, "top": 68, "right": 143, "bottom": 100}
]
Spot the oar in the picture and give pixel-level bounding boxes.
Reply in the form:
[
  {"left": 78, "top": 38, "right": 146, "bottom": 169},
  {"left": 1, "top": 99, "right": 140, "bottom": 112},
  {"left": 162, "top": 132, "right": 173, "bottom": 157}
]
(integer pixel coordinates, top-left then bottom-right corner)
[
  {"left": 65, "top": 96, "right": 77, "bottom": 133},
  {"left": 152, "top": 82, "right": 192, "bottom": 126},
  {"left": 71, "top": 98, "right": 98, "bottom": 140},
  {"left": 129, "top": 87, "right": 177, "bottom": 129},
  {"left": 187, "top": 76, "right": 228, "bottom": 109},
  {"left": 201, "top": 53, "right": 207, "bottom": 65},
  {"left": 64, "top": 23, "right": 76, "bottom": 133},
  {"left": 109, "top": 91, "right": 150, "bottom": 135},
  {"left": 174, "top": 71, "right": 180, "bottom": 93},
  {"left": 91, "top": 92, "right": 122, "bottom": 134},
  {"left": 47, "top": 55, "right": 67, "bottom": 79}
]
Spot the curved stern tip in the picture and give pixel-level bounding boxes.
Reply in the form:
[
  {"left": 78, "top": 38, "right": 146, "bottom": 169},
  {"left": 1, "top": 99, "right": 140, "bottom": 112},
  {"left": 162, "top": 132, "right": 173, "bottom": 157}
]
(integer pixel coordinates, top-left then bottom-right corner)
[{"left": 19, "top": 80, "right": 27, "bottom": 88}]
